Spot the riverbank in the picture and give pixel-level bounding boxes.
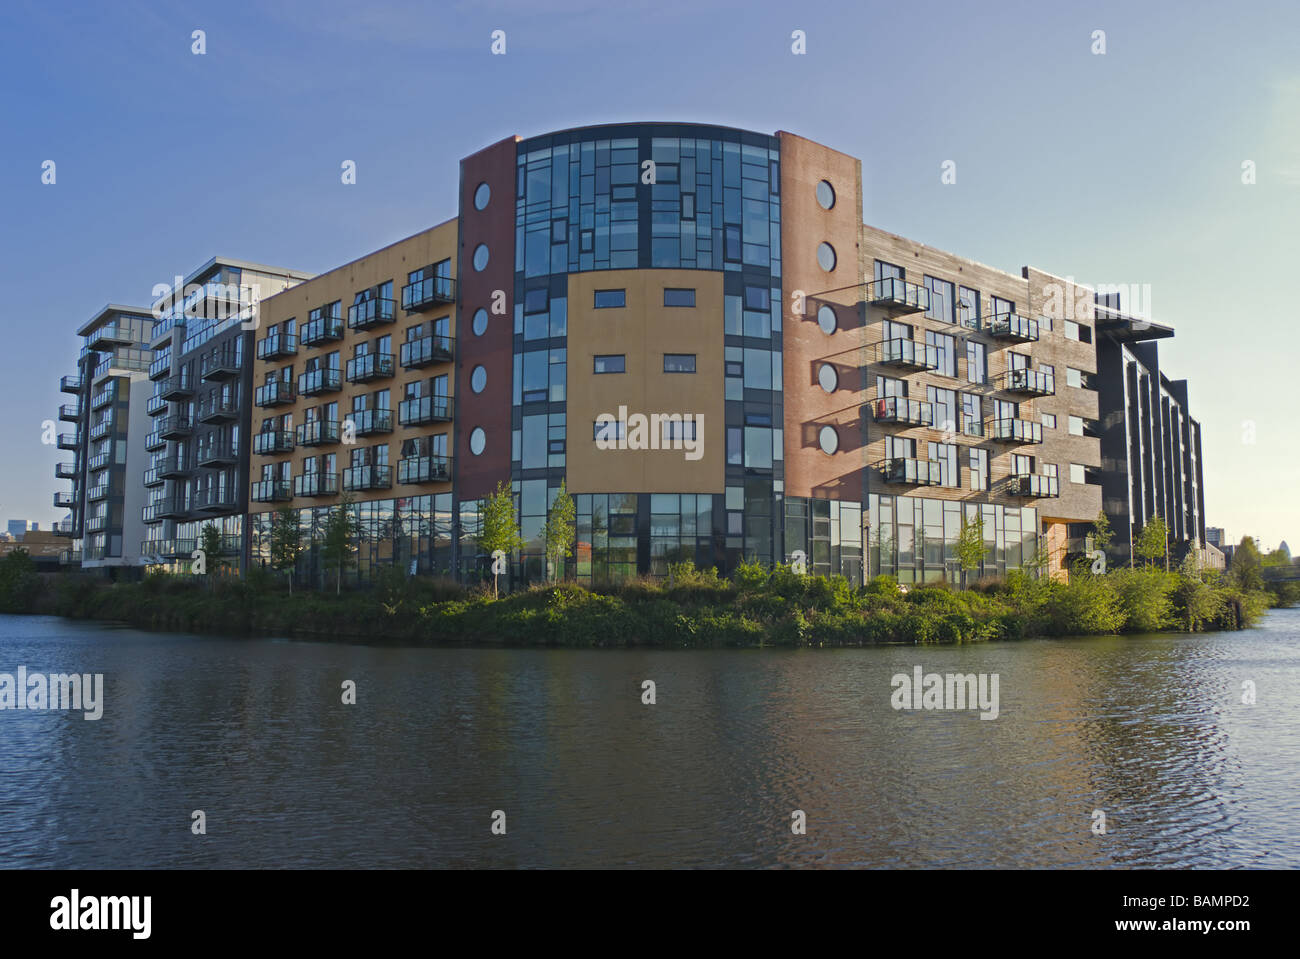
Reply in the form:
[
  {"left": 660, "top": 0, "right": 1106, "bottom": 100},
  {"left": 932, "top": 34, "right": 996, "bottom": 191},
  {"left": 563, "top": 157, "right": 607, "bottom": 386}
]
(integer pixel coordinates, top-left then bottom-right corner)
[{"left": 23, "top": 559, "right": 1275, "bottom": 647}]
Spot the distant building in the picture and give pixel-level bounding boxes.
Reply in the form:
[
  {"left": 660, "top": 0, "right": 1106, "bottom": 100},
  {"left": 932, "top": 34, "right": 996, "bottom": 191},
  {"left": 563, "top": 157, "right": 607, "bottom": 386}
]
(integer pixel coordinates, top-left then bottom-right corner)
[
  {"left": 1280, "top": 541, "right": 1292, "bottom": 561},
  {"left": 1205, "top": 526, "right": 1226, "bottom": 548},
  {"left": 6, "top": 520, "right": 26, "bottom": 539}
]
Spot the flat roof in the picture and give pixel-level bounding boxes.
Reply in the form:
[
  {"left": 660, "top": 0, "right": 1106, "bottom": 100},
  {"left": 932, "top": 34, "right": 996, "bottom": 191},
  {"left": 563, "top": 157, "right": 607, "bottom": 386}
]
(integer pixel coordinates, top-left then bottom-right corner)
[{"left": 75, "top": 303, "right": 155, "bottom": 337}]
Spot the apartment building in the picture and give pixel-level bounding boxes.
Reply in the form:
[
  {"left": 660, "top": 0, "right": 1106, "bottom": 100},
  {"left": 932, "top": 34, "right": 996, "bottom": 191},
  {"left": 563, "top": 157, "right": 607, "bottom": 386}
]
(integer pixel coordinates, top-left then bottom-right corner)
[
  {"left": 50, "top": 121, "right": 1204, "bottom": 588},
  {"left": 141, "top": 258, "right": 311, "bottom": 569},
  {"left": 54, "top": 305, "right": 155, "bottom": 568},
  {"left": 1094, "top": 294, "right": 1207, "bottom": 568},
  {"left": 246, "top": 223, "right": 458, "bottom": 583}
]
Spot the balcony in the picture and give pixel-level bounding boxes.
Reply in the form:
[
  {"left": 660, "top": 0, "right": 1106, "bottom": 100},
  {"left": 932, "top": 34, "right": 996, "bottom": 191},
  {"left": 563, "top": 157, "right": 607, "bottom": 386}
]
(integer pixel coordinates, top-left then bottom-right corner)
[
  {"left": 89, "top": 419, "right": 113, "bottom": 441},
  {"left": 296, "top": 420, "right": 340, "bottom": 447},
  {"left": 144, "top": 429, "right": 166, "bottom": 452},
  {"left": 342, "top": 464, "right": 392, "bottom": 492},
  {"left": 398, "top": 455, "right": 452, "bottom": 484},
  {"left": 294, "top": 472, "right": 339, "bottom": 498},
  {"left": 1001, "top": 368, "right": 1055, "bottom": 396},
  {"left": 58, "top": 403, "right": 80, "bottom": 421},
  {"left": 879, "top": 458, "right": 944, "bottom": 486},
  {"left": 200, "top": 347, "right": 240, "bottom": 381},
  {"left": 253, "top": 429, "right": 294, "bottom": 455},
  {"left": 87, "top": 450, "right": 112, "bottom": 472},
  {"left": 159, "top": 371, "right": 193, "bottom": 400},
  {"left": 878, "top": 337, "right": 939, "bottom": 371},
  {"left": 57, "top": 432, "right": 80, "bottom": 450},
  {"left": 401, "top": 275, "right": 456, "bottom": 312},
  {"left": 143, "top": 467, "right": 164, "bottom": 487},
  {"left": 869, "top": 396, "right": 933, "bottom": 427},
  {"left": 256, "top": 333, "right": 298, "bottom": 361},
  {"left": 141, "top": 539, "right": 196, "bottom": 560},
  {"left": 1009, "top": 473, "right": 1059, "bottom": 498},
  {"left": 197, "top": 394, "right": 240, "bottom": 424},
  {"left": 250, "top": 479, "right": 292, "bottom": 503},
  {"left": 868, "top": 277, "right": 929, "bottom": 315},
  {"left": 298, "top": 368, "right": 342, "bottom": 396},
  {"left": 159, "top": 454, "right": 189, "bottom": 479},
  {"left": 255, "top": 379, "right": 295, "bottom": 407},
  {"left": 158, "top": 498, "right": 190, "bottom": 520},
  {"left": 146, "top": 393, "right": 168, "bottom": 416},
  {"left": 60, "top": 375, "right": 82, "bottom": 394},
  {"left": 86, "top": 322, "right": 135, "bottom": 352},
  {"left": 346, "top": 352, "right": 395, "bottom": 383},
  {"left": 86, "top": 514, "right": 108, "bottom": 533},
  {"left": 987, "top": 313, "right": 1039, "bottom": 342},
  {"left": 989, "top": 418, "right": 1043, "bottom": 444},
  {"left": 398, "top": 395, "right": 454, "bottom": 426},
  {"left": 59, "top": 548, "right": 82, "bottom": 564},
  {"left": 55, "top": 462, "right": 78, "bottom": 479},
  {"left": 347, "top": 297, "right": 396, "bottom": 331},
  {"left": 54, "top": 491, "right": 75, "bottom": 509},
  {"left": 300, "top": 315, "right": 344, "bottom": 347},
  {"left": 148, "top": 354, "right": 171, "bottom": 380},
  {"left": 346, "top": 408, "right": 393, "bottom": 436},
  {"left": 196, "top": 442, "right": 238, "bottom": 468},
  {"left": 87, "top": 483, "right": 111, "bottom": 502},
  {"left": 158, "top": 414, "right": 193, "bottom": 440},
  {"left": 399, "top": 334, "right": 454, "bottom": 368},
  {"left": 91, "top": 386, "right": 116, "bottom": 410},
  {"left": 194, "top": 487, "right": 237, "bottom": 512}
]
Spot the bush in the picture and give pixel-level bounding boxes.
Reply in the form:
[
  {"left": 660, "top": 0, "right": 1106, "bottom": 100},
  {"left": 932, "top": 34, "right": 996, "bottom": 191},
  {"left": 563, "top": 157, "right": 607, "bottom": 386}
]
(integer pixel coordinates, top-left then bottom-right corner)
[
  {"left": 1112, "top": 567, "right": 1175, "bottom": 632},
  {"left": 0, "top": 550, "right": 43, "bottom": 613}
]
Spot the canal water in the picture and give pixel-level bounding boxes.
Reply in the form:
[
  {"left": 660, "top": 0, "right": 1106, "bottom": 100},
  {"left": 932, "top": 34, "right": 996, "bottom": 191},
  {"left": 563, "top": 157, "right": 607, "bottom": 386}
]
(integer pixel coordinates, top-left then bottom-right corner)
[{"left": 1, "top": 610, "right": 1296, "bottom": 868}]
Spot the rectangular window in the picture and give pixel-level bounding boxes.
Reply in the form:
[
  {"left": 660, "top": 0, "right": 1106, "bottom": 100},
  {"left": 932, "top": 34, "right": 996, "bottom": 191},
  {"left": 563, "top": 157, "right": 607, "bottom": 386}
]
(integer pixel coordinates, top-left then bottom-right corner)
[
  {"left": 1064, "top": 319, "right": 1080, "bottom": 341},
  {"left": 925, "top": 276, "right": 956, "bottom": 324},
  {"left": 966, "top": 341, "right": 986, "bottom": 384},
  {"left": 744, "top": 286, "right": 769, "bottom": 310},
  {"left": 925, "top": 331, "right": 956, "bottom": 377},
  {"left": 1041, "top": 412, "right": 1057, "bottom": 429},
  {"left": 594, "top": 289, "right": 626, "bottom": 309},
  {"left": 663, "top": 288, "right": 695, "bottom": 307},
  {"left": 593, "top": 354, "right": 625, "bottom": 374},
  {"left": 926, "top": 386, "right": 957, "bottom": 435},
  {"left": 1068, "top": 415, "right": 1085, "bottom": 436},
  {"left": 958, "top": 286, "right": 981, "bottom": 330},
  {"left": 969, "top": 448, "right": 988, "bottom": 491},
  {"left": 663, "top": 353, "right": 696, "bottom": 373},
  {"left": 1066, "top": 367, "right": 1084, "bottom": 389},
  {"left": 1070, "top": 463, "right": 1086, "bottom": 484},
  {"left": 928, "top": 442, "right": 959, "bottom": 487}
]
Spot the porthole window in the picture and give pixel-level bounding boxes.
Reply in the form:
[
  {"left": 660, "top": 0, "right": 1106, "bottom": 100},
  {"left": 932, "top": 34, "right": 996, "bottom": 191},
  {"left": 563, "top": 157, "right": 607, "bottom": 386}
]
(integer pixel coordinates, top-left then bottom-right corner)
[
  {"left": 816, "top": 180, "right": 835, "bottom": 210},
  {"left": 471, "top": 365, "right": 487, "bottom": 393},
  {"left": 473, "top": 244, "right": 490, "bottom": 271},
  {"left": 817, "top": 304, "right": 837, "bottom": 335},
  {"left": 474, "top": 182, "right": 491, "bottom": 211},
  {"left": 818, "top": 425, "right": 839, "bottom": 455},
  {"left": 817, "top": 242, "right": 836, "bottom": 272},
  {"left": 818, "top": 364, "right": 837, "bottom": 393},
  {"left": 469, "top": 427, "right": 486, "bottom": 455},
  {"left": 472, "top": 308, "right": 488, "bottom": 336}
]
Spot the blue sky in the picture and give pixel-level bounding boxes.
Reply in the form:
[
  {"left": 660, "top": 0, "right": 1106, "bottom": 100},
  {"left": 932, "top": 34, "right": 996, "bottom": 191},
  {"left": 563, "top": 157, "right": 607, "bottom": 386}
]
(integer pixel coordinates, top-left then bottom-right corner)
[{"left": 2, "top": 0, "right": 1296, "bottom": 549}]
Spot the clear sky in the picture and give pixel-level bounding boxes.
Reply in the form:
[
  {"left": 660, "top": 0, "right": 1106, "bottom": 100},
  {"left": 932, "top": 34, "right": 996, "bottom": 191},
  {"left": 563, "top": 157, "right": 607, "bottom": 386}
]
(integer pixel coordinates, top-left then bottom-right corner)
[{"left": 2, "top": 0, "right": 1296, "bottom": 549}]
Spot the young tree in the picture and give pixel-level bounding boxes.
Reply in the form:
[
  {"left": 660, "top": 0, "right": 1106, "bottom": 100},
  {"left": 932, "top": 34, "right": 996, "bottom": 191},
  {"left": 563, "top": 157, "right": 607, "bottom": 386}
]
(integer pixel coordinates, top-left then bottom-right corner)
[
  {"left": 543, "top": 480, "right": 576, "bottom": 583},
  {"left": 1091, "top": 510, "right": 1113, "bottom": 552},
  {"left": 198, "top": 522, "right": 224, "bottom": 590},
  {"left": 1230, "top": 536, "right": 1264, "bottom": 592},
  {"left": 478, "top": 480, "right": 524, "bottom": 599},
  {"left": 955, "top": 514, "right": 986, "bottom": 589},
  {"left": 1134, "top": 516, "right": 1169, "bottom": 569},
  {"left": 269, "top": 505, "right": 303, "bottom": 595},
  {"left": 320, "top": 492, "right": 361, "bottom": 596}
]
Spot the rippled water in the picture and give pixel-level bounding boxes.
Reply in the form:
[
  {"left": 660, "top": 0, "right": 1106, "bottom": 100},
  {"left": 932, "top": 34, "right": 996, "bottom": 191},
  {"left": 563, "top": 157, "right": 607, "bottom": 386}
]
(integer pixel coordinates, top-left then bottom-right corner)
[{"left": 0, "top": 610, "right": 1296, "bottom": 868}]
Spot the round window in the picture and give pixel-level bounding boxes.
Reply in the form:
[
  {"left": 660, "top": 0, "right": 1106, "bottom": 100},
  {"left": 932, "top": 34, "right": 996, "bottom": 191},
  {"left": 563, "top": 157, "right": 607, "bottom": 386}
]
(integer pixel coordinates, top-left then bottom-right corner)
[
  {"left": 818, "top": 425, "right": 839, "bottom": 455},
  {"left": 818, "top": 364, "right": 837, "bottom": 393},
  {"left": 473, "top": 182, "right": 491, "bottom": 211},
  {"left": 469, "top": 427, "right": 486, "bottom": 455},
  {"left": 471, "top": 365, "right": 487, "bottom": 393},
  {"left": 816, "top": 180, "right": 835, "bottom": 210},
  {"left": 817, "top": 242, "right": 836, "bottom": 272},
  {"left": 472, "top": 244, "right": 489, "bottom": 271},
  {"left": 817, "top": 304, "right": 837, "bottom": 335},
  {"left": 472, "top": 308, "right": 488, "bottom": 336}
]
